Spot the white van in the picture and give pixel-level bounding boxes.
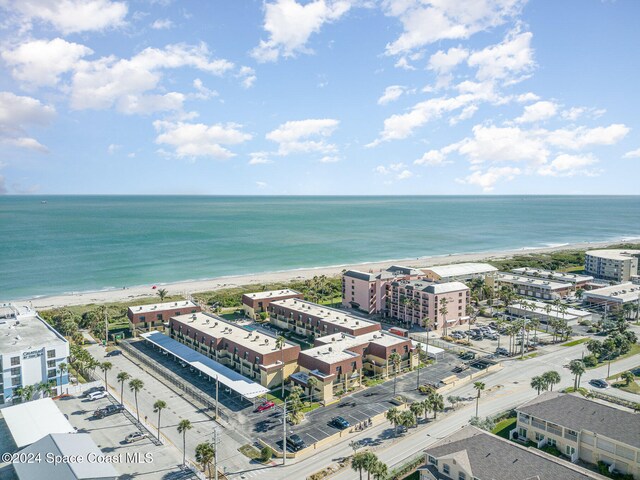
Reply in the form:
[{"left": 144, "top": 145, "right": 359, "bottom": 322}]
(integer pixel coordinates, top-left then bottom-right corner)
[{"left": 88, "top": 390, "right": 108, "bottom": 401}]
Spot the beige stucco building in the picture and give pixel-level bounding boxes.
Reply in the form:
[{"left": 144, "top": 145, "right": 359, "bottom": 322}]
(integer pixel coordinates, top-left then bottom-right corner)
[{"left": 585, "top": 249, "right": 640, "bottom": 283}]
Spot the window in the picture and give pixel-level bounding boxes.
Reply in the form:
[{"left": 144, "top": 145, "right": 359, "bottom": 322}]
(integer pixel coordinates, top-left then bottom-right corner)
[
  {"left": 443, "top": 464, "right": 450, "bottom": 475},
  {"left": 47, "top": 350, "right": 55, "bottom": 359},
  {"left": 548, "top": 438, "right": 556, "bottom": 447},
  {"left": 11, "top": 356, "right": 19, "bottom": 366},
  {"left": 47, "top": 360, "right": 56, "bottom": 368},
  {"left": 535, "top": 432, "right": 545, "bottom": 441},
  {"left": 566, "top": 445, "right": 576, "bottom": 456},
  {"left": 12, "top": 377, "right": 21, "bottom": 386},
  {"left": 48, "top": 369, "right": 57, "bottom": 379},
  {"left": 157, "top": 314, "right": 163, "bottom": 320},
  {"left": 518, "top": 427, "right": 527, "bottom": 438},
  {"left": 459, "top": 473, "right": 466, "bottom": 480},
  {"left": 11, "top": 367, "right": 20, "bottom": 376},
  {"left": 428, "top": 455, "right": 437, "bottom": 465}
]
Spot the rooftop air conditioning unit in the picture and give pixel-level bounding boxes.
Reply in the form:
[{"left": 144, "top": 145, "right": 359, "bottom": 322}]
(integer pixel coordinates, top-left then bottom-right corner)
[{"left": 328, "top": 347, "right": 333, "bottom": 352}]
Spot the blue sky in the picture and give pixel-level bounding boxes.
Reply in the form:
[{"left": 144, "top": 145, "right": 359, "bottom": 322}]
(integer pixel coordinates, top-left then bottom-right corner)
[{"left": 0, "top": 0, "right": 638, "bottom": 195}]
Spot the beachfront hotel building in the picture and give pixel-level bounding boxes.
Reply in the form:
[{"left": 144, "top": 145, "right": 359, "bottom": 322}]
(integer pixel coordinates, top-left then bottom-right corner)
[
  {"left": 422, "top": 262, "right": 498, "bottom": 282},
  {"left": 488, "top": 273, "right": 573, "bottom": 300},
  {"left": 168, "top": 312, "right": 300, "bottom": 389},
  {"left": 0, "top": 305, "right": 69, "bottom": 405},
  {"left": 386, "top": 280, "right": 471, "bottom": 329},
  {"left": 268, "top": 298, "right": 381, "bottom": 338},
  {"left": 293, "top": 330, "right": 417, "bottom": 402},
  {"left": 127, "top": 300, "right": 201, "bottom": 333},
  {"left": 242, "top": 289, "right": 303, "bottom": 320},
  {"left": 511, "top": 268, "right": 594, "bottom": 288},
  {"left": 515, "top": 392, "right": 640, "bottom": 478},
  {"left": 585, "top": 249, "right": 640, "bottom": 282},
  {"left": 582, "top": 282, "right": 640, "bottom": 311},
  {"left": 342, "top": 265, "right": 423, "bottom": 314}
]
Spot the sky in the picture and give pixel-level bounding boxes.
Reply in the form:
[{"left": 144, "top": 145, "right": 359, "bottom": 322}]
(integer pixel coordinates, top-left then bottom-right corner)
[{"left": 0, "top": 0, "right": 639, "bottom": 195}]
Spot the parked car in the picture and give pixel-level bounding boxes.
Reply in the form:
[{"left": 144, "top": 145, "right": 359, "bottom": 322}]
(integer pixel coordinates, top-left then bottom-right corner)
[
  {"left": 286, "top": 434, "right": 306, "bottom": 451},
  {"left": 125, "top": 431, "right": 147, "bottom": 443},
  {"left": 87, "top": 390, "right": 108, "bottom": 401},
  {"left": 82, "top": 386, "right": 106, "bottom": 397},
  {"left": 495, "top": 347, "right": 509, "bottom": 356},
  {"left": 254, "top": 401, "right": 276, "bottom": 413},
  {"left": 331, "top": 416, "right": 350, "bottom": 430},
  {"left": 485, "top": 333, "right": 499, "bottom": 340},
  {"left": 589, "top": 379, "right": 609, "bottom": 389},
  {"left": 106, "top": 349, "right": 122, "bottom": 357},
  {"left": 94, "top": 404, "right": 124, "bottom": 418}
]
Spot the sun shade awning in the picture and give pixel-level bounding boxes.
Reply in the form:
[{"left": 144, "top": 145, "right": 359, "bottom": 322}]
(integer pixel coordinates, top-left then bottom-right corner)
[{"left": 140, "top": 331, "right": 269, "bottom": 399}]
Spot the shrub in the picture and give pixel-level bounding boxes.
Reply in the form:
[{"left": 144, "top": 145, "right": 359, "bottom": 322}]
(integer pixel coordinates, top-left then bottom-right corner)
[
  {"left": 259, "top": 312, "right": 268, "bottom": 321},
  {"left": 583, "top": 354, "right": 598, "bottom": 367},
  {"left": 579, "top": 319, "right": 592, "bottom": 326},
  {"left": 260, "top": 446, "right": 273, "bottom": 462}
]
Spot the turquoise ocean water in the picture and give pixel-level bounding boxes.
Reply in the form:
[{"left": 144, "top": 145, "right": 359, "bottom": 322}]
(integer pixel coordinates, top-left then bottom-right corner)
[{"left": 1, "top": 196, "right": 639, "bottom": 300}]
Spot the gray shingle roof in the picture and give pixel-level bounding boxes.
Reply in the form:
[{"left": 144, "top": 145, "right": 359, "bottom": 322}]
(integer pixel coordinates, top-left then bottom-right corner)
[
  {"left": 343, "top": 270, "right": 378, "bottom": 281},
  {"left": 424, "top": 426, "right": 599, "bottom": 480},
  {"left": 517, "top": 392, "right": 640, "bottom": 449}
]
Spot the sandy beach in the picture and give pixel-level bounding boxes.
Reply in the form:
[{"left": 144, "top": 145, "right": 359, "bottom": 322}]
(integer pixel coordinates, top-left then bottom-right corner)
[{"left": 11, "top": 239, "right": 633, "bottom": 311}]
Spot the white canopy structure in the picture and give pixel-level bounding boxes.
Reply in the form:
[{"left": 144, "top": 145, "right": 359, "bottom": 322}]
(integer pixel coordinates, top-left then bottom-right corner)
[
  {"left": 2, "top": 398, "right": 75, "bottom": 448},
  {"left": 141, "top": 331, "right": 269, "bottom": 399},
  {"left": 412, "top": 341, "right": 445, "bottom": 359}
]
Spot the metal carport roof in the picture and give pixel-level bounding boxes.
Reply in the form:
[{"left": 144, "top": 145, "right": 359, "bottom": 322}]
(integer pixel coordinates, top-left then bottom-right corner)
[
  {"left": 2, "top": 398, "right": 75, "bottom": 448},
  {"left": 140, "top": 331, "right": 269, "bottom": 399}
]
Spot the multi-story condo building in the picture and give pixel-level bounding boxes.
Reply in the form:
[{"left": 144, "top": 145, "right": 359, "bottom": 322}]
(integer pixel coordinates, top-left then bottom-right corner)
[
  {"left": 342, "top": 265, "right": 423, "bottom": 314},
  {"left": 512, "top": 268, "right": 594, "bottom": 288},
  {"left": 488, "top": 273, "right": 573, "bottom": 300},
  {"left": 386, "top": 280, "right": 471, "bottom": 329},
  {"left": 0, "top": 305, "right": 69, "bottom": 405},
  {"left": 585, "top": 249, "right": 640, "bottom": 282},
  {"left": 294, "top": 330, "right": 417, "bottom": 402},
  {"left": 242, "top": 289, "right": 303, "bottom": 320},
  {"left": 419, "top": 425, "right": 601, "bottom": 480},
  {"left": 127, "top": 300, "right": 200, "bottom": 333},
  {"left": 422, "top": 262, "right": 498, "bottom": 282},
  {"left": 168, "top": 312, "right": 300, "bottom": 389},
  {"left": 515, "top": 392, "right": 640, "bottom": 478},
  {"left": 582, "top": 282, "right": 640, "bottom": 312},
  {"left": 268, "top": 299, "right": 381, "bottom": 338}
]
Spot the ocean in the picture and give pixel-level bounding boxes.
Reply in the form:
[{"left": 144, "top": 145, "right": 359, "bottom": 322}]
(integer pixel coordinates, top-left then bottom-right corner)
[{"left": 1, "top": 196, "right": 639, "bottom": 300}]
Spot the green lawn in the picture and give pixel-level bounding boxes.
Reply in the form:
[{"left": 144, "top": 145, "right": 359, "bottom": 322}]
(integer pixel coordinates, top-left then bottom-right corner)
[
  {"left": 238, "top": 444, "right": 261, "bottom": 461},
  {"left": 590, "top": 344, "right": 640, "bottom": 369},
  {"left": 492, "top": 417, "right": 516, "bottom": 439},
  {"left": 561, "top": 338, "right": 588, "bottom": 347}
]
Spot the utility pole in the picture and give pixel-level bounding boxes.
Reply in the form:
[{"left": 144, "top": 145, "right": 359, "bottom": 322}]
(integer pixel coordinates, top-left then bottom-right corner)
[
  {"left": 282, "top": 398, "right": 287, "bottom": 466},
  {"left": 105, "top": 312, "right": 108, "bottom": 347},
  {"left": 215, "top": 376, "right": 219, "bottom": 420},
  {"left": 213, "top": 427, "right": 219, "bottom": 480}
]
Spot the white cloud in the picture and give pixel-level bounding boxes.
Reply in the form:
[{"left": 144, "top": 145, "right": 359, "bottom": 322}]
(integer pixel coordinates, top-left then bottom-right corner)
[
  {"left": 69, "top": 43, "right": 234, "bottom": 113},
  {"left": 467, "top": 29, "right": 534, "bottom": 84},
  {"left": 153, "top": 120, "right": 252, "bottom": 159},
  {"left": 319, "top": 155, "right": 340, "bottom": 163},
  {"left": 5, "top": 0, "right": 128, "bottom": 34},
  {"left": 107, "top": 143, "right": 121, "bottom": 154},
  {"left": 251, "top": 0, "right": 351, "bottom": 62},
  {"left": 414, "top": 149, "right": 450, "bottom": 166},
  {"left": 383, "top": 0, "right": 525, "bottom": 56},
  {"left": 266, "top": 118, "right": 339, "bottom": 155},
  {"left": 515, "top": 100, "right": 558, "bottom": 123},
  {"left": 516, "top": 92, "right": 540, "bottom": 103},
  {"left": 375, "top": 162, "right": 411, "bottom": 179},
  {"left": 538, "top": 153, "right": 598, "bottom": 176},
  {"left": 543, "top": 124, "right": 629, "bottom": 150},
  {"left": 238, "top": 66, "right": 256, "bottom": 89},
  {"left": 378, "top": 85, "right": 405, "bottom": 105},
  {"left": 2, "top": 38, "right": 93, "bottom": 88},
  {"left": 428, "top": 47, "right": 468, "bottom": 75},
  {"left": 191, "top": 79, "right": 218, "bottom": 100},
  {"left": 623, "top": 148, "right": 640, "bottom": 159},
  {"left": 457, "top": 166, "right": 521, "bottom": 191},
  {"left": 151, "top": 18, "right": 173, "bottom": 29},
  {"left": 0, "top": 91, "right": 55, "bottom": 152},
  {"left": 396, "top": 169, "right": 413, "bottom": 180},
  {"left": 248, "top": 152, "right": 273, "bottom": 165}
]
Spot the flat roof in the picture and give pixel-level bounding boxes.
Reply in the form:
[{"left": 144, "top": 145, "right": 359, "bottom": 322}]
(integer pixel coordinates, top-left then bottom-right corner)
[
  {"left": 243, "top": 289, "right": 301, "bottom": 300},
  {"left": 141, "top": 331, "right": 269, "bottom": 398},
  {"left": 171, "top": 312, "right": 297, "bottom": 355},
  {"left": 509, "top": 301, "right": 592, "bottom": 319},
  {"left": 517, "top": 392, "right": 640, "bottom": 449},
  {"left": 424, "top": 263, "right": 497, "bottom": 278},
  {"left": 2, "top": 398, "right": 75, "bottom": 448},
  {"left": 512, "top": 268, "right": 593, "bottom": 283},
  {"left": 316, "top": 330, "right": 408, "bottom": 350},
  {"left": 299, "top": 343, "right": 360, "bottom": 364},
  {"left": 583, "top": 282, "right": 640, "bottom": 303},
  {"left": 399, "top": 280, "right": 469, "bottom": 294},
  {"left": 0, "top": 314, "right": 67, "bottom": 354},
  {"left": 128, "top": 300, "right": 198, "bottom": 314},
  {"left": 411, "top": 341, "right": 444, "bottom": 356},
  {"left": 496, "top": 273, "right": 572, "bottom": 289},
  {"left": 586, "top": 249, "right": 640, "bottom": 261},
  {"left": 385, "top": 265, "right": 423, "bottom": 276},
  {"left": 270, "top": 298, "right": 380, "bottom": 331}
]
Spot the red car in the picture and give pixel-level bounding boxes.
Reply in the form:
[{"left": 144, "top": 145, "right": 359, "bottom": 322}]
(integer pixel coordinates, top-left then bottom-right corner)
[{"left": 254, "top": 401, "right": 275, "bottom": 413}]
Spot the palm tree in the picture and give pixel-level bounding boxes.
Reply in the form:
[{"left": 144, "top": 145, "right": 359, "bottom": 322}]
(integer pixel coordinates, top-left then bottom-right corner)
[
  {"left": 399, "top": 410, "right": 417, "bottom": 431},
  {"left": 195, "top": 442, "right": 215, "bottom": 480},
  {"left": 370, "top": 459, "right": 388, "bottom": 480},
  {"left": 385, "top": 407, "right": 400, "bottom": 436},
  {"left": 531, "top": 376, "right": 546, "bottom": 395},
  {"left": 276, "top": 336, "right": 286, "bottom": 398},
  {"left": 57, "top": 362, "right": 68, "bottom": 394},
  {"left": 389, "top": 352, "right": 401, "bottom": 396},
  {"left": 621, "top": 371, "right": 635, "bottom": 386},
  {"left": 306, "top": 376, "right": 318, "bottom": 404},
  {"left": 157, "top": 288, "right": 168, "bottom": 301},
  {"left": 129, "top": 378, "right": 144, "bottom": 423},
  {"left": 117, "top": 371, "right": 130, "bottom": 405},
  {"left": 153, "top": 400, "right": 167, "bottom": 440},
  {"left": 177, "top": 419, "right": 193, "bottom": 466},
  {"left": 569, "top": 360, "right": 586, "bottom": 390},
  {"left": 429, "top": 392, "right": 444, "bottom": 419},
  {"left": 421, "top": 397, "right": 432, "bottom": 422},
  {"left": 542, "top": 370, "right": 561, "bottom": 391},
  {"left": 473, "top": 381, "right": 485, "bottom": 417},
  {"left": 351, "top": 452, "right": 368, "bottom": 480},
  {"left": 439, "top": 298, "right": 450, "bottom": 337},
  {"left": 409, "top": 401, "right": 424, "bottom": 422},
  {"left": 362, "top": 451, "right": 378, "bottom": 480},
  {"left": 99, "top": 361, "right": 112, "bottom": 389}
]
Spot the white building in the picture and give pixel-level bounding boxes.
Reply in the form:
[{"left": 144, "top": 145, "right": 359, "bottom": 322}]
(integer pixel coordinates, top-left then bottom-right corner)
[
  {"left": 507, "top": 301, "right": 592, "bottom": 326},
  {"left": 582, "top": 282, "right": 640, "bottom": 311},
  {"left": 422, "top": 262, "right": 497, "bottom": 282},
  {"left": 585, "top": 249, "right": 640, "bottom": 282},
  {"left": 489, "top": 273, "right": 573, "bottom": 300},
  {"left": 0, "top": 305, "right": 69, "bottom": 405},
  {"left": 511, "top": 268, "right": 593, "bottom": 287}
]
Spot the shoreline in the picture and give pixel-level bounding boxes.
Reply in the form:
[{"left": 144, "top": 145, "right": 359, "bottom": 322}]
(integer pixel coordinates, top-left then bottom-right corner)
[{"left": 10, "top": 238, "right": 638, "bottom": 311}]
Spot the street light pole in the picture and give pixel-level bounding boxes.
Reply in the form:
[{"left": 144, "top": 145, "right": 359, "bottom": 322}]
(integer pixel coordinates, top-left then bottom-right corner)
[
  {"left": 213, "top": 427, "right": 219, "bottom": 480},
  {"left": 282, "top": 398, "right": 287, "bottom": 466},
  {"left": 215, "top": 376, "right": 219, "bottom": 420}
]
